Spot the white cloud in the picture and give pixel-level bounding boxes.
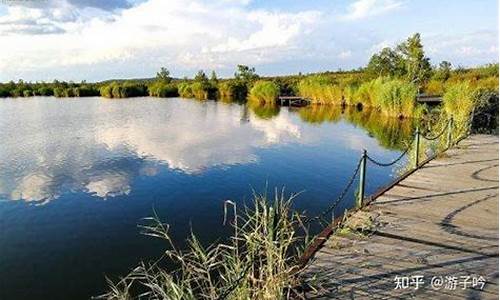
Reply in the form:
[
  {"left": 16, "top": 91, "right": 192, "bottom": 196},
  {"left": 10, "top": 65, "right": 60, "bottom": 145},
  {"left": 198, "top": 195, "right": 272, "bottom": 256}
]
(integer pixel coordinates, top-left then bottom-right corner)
[
  {"left": 0, "top": 0, "right": 320, "bottom": 80},
  {"left": 339, "top": 0, "right": 403, "bottom": 21}
]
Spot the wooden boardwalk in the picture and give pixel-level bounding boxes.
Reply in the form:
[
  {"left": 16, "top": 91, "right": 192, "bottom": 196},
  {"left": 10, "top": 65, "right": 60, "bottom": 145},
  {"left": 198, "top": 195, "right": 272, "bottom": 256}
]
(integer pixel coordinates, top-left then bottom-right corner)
[{"left": 303, "top": 135, "right": 499, "bottom": 299}]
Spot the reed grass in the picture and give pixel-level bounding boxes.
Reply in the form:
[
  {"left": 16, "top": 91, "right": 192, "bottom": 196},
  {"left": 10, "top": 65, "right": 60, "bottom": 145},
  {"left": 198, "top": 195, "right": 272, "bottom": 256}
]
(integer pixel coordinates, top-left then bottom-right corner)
[
  {"left": 248, "top": 81, "right": 279, "bottom": 104},
  {"left": 375, "top": 79, "right": 419, "bottom": 118},
  {"left": 148, "top": 82, "right": 179, "bottom": 97},
  {"left": 190, "top": 82, "right": 208, "bottom": 100},
  {"left": 442, "top": 81, "right": 476, "bottom": 139},
  {"left": 297, "top": 75, "right": 343, "bottom": 104},
  {"left": 100, "top": 191, "right": 310, "bottom": 300},
  {"left": 178, "top": 82, "right": 194, "bottom": 98}
]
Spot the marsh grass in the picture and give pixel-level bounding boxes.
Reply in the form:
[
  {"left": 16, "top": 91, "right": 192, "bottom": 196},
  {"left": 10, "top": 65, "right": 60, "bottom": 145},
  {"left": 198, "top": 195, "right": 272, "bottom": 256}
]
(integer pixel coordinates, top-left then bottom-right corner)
[
  {"left": 100, "top": 191, "right": 312, "bottom": 300},
  {"left": 374, "top": 79, "right": 420, "bottom": 118},
  {"left": 297, "top": 75, "right": 343, "bottom": 104},
  {"left": 248, "top": 81, "right": 280, "bottom": 104}
]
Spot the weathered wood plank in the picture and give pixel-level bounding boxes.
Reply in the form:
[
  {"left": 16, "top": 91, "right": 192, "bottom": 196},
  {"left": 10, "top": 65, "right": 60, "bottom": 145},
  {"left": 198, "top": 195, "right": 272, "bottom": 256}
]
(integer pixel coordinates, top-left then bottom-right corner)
[{"left": 303, "top": 135, "right": 499, "bottom": 299}]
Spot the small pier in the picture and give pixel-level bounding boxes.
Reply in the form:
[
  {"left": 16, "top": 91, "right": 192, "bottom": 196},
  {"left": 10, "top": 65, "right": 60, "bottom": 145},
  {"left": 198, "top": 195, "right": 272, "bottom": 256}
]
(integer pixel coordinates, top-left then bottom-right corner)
[
  {"left": 303, "top": 135, "right": 498, "bottom": 299},
  {"left": 278, "top": 96, "right": 310, "bottom": 107},
  {"left": 417, "top": 94, "right": 443, "bottom": 105}
]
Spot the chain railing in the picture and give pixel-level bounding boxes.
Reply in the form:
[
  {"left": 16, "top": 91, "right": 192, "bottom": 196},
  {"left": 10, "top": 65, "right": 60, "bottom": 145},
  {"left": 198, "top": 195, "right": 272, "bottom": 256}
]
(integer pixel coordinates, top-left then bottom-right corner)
[{"left": 304, "top": 110, "right": 478, "bottom": 229}]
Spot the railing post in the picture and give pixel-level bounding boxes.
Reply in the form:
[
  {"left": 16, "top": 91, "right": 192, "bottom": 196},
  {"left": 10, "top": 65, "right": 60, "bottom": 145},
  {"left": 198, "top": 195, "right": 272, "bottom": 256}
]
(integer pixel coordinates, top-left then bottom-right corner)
[
  {"left": 447, "top": 117, "right": 454, "bottom": 149},
  {"left": 357, "top": 150, "right": 367, "bottom": 208},
  {"left": 414, "top": 127, "right": 420, "bottom": 169}
]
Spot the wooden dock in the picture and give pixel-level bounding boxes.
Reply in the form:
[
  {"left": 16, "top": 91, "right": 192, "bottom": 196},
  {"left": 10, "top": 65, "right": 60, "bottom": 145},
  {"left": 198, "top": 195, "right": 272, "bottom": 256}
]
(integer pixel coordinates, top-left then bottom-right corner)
[
  {"left": 278, "top": 96, "right": 310, "bottom": 106},
  {"left": 303, "top": 135, "right": 498, "bottom": 299},
  {"left": 417, "top": 95, "right": 442, "bottom": 104}
]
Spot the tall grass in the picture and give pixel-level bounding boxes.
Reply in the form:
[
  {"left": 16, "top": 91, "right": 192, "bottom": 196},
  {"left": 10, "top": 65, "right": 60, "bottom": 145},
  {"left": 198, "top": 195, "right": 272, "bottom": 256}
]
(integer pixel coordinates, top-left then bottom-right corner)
[
  {"left": 297, "top": 75, "right": 343, "bottom": 104},
  {"left": 353, "top": 78, "right": 385, "bottom": 107},
  {"left": 218, "top": 80, "right": 249, "bottom": 102},
  {"left": 442, "top": 82, "right": 476, "bottom": 138},
  {"left": 148, "top": 81, "right": 178, "bottom": 97},
  {"left": 100, "top": 192, "right": 310, "bottom": 300},
  {"left": 99, "top": 82, "right": 147, "bottom": 98},
  {"left": 190, "top": 82, "right": 208, "bottom": 100},
  {"left": 375, "top": 79, "right": 419, "bottom": 118},
  {"left": 178, "top": 82, "right": 194, "bottom": 98},
  {"left": 248, "top": 81, "right": 279, "bottom": 104}
]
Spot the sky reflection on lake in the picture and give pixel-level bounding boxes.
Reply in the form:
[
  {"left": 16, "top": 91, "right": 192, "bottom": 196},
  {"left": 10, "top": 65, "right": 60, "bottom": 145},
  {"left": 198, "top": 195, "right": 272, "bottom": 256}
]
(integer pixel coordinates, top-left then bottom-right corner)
[{"left": 0, "top": 97, "right": 413, "bottom": 300}]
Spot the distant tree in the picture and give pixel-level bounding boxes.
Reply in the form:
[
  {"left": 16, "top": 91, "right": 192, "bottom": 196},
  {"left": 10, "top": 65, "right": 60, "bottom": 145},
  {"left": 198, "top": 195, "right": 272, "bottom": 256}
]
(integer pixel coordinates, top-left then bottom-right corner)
[
  {"left": 194, "top": 70, "right": 209, "bottom": 84},
  {"left": 397, "top": 33, "right": 432, "bottom": 88},
  {"left": 156, "top": 67, "right": 172, "bottom": 83},
  {"left": 209, "top": 70, "right": 218, "bottom": 87},
  {"left": 366, "top": 33, "right": 432, "bottom": 90},
  {"left": 234, "top": 65, "right": 259, "bottom": 86},
  {"left": 366, "top": 47, "right": 405, "bottom": 78},
  {"left": 433, "top": 61, "right": 452, "bottom": 81}
]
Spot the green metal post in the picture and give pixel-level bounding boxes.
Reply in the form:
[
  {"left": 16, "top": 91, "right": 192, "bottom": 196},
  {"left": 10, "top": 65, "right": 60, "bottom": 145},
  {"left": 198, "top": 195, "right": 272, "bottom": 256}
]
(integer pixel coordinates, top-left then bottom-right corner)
[
  {"left": 447, "top": 118, "right": 454, "bottom": 149},
  {"left": 414, "top": 127, "right": 420, "bottom": 169},
  {"left": 357, "top": 150, "right": 367, "bottom": 208}
]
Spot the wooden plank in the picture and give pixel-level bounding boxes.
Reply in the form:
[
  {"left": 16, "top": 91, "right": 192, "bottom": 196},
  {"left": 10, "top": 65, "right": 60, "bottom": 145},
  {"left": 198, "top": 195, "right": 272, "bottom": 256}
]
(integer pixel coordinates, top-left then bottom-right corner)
[{"left": 302, "top": 135, "right": 499, "bottom": 299}]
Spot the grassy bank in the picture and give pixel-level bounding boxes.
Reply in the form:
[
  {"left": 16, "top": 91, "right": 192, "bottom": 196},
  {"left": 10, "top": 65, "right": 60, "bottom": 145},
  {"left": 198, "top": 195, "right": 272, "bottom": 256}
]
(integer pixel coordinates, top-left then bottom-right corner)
[{"left": 1, "top": 32, "right": 497, "bottom": 121}]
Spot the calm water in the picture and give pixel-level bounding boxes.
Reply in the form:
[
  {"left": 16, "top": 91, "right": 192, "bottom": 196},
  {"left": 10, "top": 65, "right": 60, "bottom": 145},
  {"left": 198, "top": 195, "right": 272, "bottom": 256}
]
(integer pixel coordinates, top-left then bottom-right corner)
[{"left": 0, "top": 97, "right": 414, "bottom": 299}]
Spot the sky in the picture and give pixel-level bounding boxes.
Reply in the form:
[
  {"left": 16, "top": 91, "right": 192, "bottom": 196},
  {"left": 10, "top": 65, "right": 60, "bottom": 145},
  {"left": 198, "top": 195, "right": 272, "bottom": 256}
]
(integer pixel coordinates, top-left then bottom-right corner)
[{"left": 0, "top": 0, "right": 498, "bottom": 82}]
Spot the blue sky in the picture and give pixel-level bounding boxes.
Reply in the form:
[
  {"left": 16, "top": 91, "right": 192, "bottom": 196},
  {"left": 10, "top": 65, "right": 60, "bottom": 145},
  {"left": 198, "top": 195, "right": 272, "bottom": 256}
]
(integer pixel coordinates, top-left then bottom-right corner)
[{"left": 0, "top": 0, "right": 497, "bottom": 82}]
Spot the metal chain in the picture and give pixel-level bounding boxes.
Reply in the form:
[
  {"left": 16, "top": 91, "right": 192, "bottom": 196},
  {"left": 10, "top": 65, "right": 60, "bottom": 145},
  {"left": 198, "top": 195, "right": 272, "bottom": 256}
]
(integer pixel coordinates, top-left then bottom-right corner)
[
  {"left": 365, "top": 136, "right": 414, "bottom": 167},
  {"left": 304, "top": 157, "right": 363, "bottom": 225},
  {"left": 421, "top": 123, "right": 448, "bottom": 141}
]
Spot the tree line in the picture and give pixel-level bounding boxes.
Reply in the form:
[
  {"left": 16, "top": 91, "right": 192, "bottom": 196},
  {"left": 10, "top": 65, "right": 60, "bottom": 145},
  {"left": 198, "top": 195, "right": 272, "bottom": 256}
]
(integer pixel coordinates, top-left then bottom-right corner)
[{"left": 1, "top": 33, "right": 497, "bottom": 119}]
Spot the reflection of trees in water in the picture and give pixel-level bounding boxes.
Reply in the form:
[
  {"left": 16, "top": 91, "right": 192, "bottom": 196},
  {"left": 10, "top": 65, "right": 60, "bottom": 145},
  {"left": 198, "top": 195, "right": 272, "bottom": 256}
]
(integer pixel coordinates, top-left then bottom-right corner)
[
  {"left": 298, "top": 105, "right": 415, "bottom": 151},
  {"left": 247, "top": 102, "right": 280, "bottom": 120},
  {"left": 344, "top": 106, "right": 415, "bottom": 151},
  {"left": 297, "top": 105, "right": 343, "bottom": 124}
]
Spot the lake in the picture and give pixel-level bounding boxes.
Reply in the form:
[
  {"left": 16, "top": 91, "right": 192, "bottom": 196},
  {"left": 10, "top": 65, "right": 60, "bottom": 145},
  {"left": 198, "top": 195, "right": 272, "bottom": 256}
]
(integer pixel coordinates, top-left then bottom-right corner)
[{"left": 0, "top": 97, "right": 414, "bottom": 299}]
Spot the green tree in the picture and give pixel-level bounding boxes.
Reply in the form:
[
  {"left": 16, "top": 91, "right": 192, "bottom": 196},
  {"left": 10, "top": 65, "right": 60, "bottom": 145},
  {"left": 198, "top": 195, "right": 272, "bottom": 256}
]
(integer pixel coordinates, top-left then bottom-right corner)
[
  {"left": 397, "top": 33, "right": 432, "bottom": 88},
  {"left": 156, "top": 67, "right": 172, "bottom": 83},
  {"left": 209, "top": 70, "right": 218, "bottom": 87},
  {"left": 366, "top": 47, "right": 405, "bottom": 78},
  {"left": 433, "top": 61, "right": 452, "bottom": 81},
  {"left": 194, "top": 70, "right": 209, "bottom": 84},
  {"left": 234, "top": 65, "right": 259, "bottom": 86}
]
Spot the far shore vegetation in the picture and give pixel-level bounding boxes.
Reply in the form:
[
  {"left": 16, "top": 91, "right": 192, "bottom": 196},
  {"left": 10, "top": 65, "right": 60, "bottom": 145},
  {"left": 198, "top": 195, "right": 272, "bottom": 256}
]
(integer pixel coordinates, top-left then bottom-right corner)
[
  {"left": 2, "top": 33, "right": 497, "bottom": 300},
  {"left": 1, "top": 33, "right": 498, "bottom": 121}
]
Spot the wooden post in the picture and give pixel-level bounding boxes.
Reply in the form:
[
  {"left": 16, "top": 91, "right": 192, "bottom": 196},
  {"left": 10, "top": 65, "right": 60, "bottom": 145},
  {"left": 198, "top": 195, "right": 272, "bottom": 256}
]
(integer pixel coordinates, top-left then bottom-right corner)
[
  {"left": 414, "top": 127, "right": 420, "bottom": 169},
  {"left": 357, "top": 150, "right": 367, "bottom": 208},
  {"left": 447, "top": 118, "right": 454, "bottom": 149}
]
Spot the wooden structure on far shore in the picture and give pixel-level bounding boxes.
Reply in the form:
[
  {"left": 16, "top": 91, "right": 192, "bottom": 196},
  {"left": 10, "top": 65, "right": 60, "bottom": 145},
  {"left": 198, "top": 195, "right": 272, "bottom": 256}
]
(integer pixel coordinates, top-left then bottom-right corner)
[
  {"left": 278, "top": 96, "right": 310, "bottom": 107},
  {"left": 417, "top": 94, "right": 443, "bottom": 104}
]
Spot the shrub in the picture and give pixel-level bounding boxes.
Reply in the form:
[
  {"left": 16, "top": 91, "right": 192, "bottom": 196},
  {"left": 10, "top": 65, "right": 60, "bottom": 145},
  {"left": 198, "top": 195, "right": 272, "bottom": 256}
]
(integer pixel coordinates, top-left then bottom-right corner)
[
  {"left": 178, "top": 82, "right": 194, "bottom": 98},
  {"left": 424, "top": 79, "right": 445, "bottom": 96},
  {"left": 190, "top": 82, "right": 208, "bottom": 100},
  {"left": 148, "top": 82, "right": 179, "bottom": 97},
  {"left": 37, "top": 86, "right": 54, "bottom": 96},
  {"left": 99, "top": 84, "right": 113, "bottom": 98},
  {"left": 100, "top": 82, "right": 147, "bottom": 98},
  {"left": 248, "top": 80, "right": 279, "bottom": 104},
  {"left": 218, "top": 80, "right": 247, "bottom": 101}
]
